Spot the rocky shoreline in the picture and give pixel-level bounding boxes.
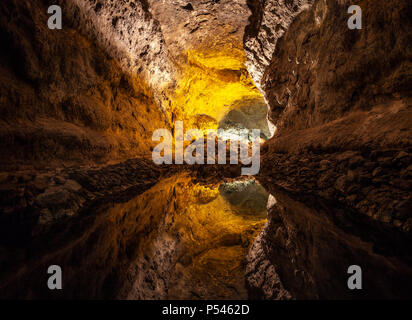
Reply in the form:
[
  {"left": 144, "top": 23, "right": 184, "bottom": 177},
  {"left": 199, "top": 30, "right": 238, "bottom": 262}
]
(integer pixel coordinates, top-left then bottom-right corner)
[
  {"left": 0, "top": 157, "right": 247, "bottom": 241},
  {"left": 259, "top": 147, "right": 412, "bottom": 233},
  {"left": 0, "top": 159, "right": 168, "bottom": 240}
]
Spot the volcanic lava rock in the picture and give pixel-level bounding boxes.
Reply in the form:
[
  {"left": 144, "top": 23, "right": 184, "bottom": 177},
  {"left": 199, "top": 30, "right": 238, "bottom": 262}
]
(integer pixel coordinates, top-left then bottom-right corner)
[
  {"left": 244, "top": 0, "right": 314, "bottom": 89},
  {"left": 245, "top": 0, "right": 412, "bottom": 229},
  {"left": 261, "top": 0, "right": 411, "bottom": 133},
  {"left": 0, "top": 0, "right": 169, "bottom": 167}
]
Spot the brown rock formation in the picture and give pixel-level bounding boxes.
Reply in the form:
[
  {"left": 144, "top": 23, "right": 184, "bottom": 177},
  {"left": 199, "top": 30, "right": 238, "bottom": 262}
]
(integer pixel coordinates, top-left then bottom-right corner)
[
  {"left": 244, "top": 0, "right": 412, "bottom": 229},
  {"left": 147, "top": 0, "right": 250, "bottom": 62},
  {"left": 64, "top": 0, "right": 174, "bottom": 89},
  {"left": 0, "top": 173, "right": 267, "bottom": 299},
  {"left": 261, "top": 0, "right": 411, "bottom": 134},
  {"left": 244, "top": 0, "right": 314, "bottom": 89},
  {"left": 0, "top": 0, "right": 411, "bottom": 301},
  {"left": 0, "top": 0, "right": 169, "bottom": 169}
]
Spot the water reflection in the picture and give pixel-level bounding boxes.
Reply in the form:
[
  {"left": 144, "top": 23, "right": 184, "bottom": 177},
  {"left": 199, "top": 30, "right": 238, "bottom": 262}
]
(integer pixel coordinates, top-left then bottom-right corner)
[
  {"left": 0, "top": 173, "right": 411, "bottom": 299},
  {"left": 0, "top": 173, "right": 268, "bottom": 299},
  {"left": 219, "top": 180, "right": 268, "bottom": 218},
  {"left": 249, "top": 180, "right": 412, "bottom": 299}
]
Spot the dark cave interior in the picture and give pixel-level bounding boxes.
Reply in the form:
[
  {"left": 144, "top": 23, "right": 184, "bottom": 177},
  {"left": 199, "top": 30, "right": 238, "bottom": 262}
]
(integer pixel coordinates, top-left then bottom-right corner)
[{"left": 0, "top": 0, "right": 411, "bottom": 300}]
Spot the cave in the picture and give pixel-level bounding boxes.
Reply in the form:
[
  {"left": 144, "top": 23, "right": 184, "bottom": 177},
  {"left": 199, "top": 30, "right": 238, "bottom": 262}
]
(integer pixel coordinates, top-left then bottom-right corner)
[{"left": 0, "top": 0, "right": 411, "bottom": 301}]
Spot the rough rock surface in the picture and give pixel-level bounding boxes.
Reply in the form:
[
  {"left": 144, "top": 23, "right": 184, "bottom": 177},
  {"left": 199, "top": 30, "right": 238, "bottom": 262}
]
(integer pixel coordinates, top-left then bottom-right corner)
[
  {"left": 63, "top": 0, "right": 175, "bottom": 98},
  {"left": 247, "top": 0, "right": 412, "bottom": 229},
  {"left": 0, "top": 0, "right": 411, "bottom": 300},
  {"left": 148, "top": 0, "right": 250, "bottom": 62},
  {"left": 0, "top": 153, "right": 245, "bottom": 241},
  {"left": 0, "top": 0, "right": 271, "bottom": 168},
  {"left": 259, "top": 148, "right": 412, "bottom": 232},
  {"left": 0, "top": 173, "right": 266, "bottom": 299},
  {"left": 147, "top": 0, "right": 268, "bottom": 132},
  {"left": 0, "top": 159, "right": 167, "bottom": 241},
  {"left": 262, "top": 0, "right": 411, "bottom": 132},
  {"left": 0, "top": 0, "right": 168, "bottom": 168},
  {"left": 244, "top": 0, "right": 314, "bottom": 89}
]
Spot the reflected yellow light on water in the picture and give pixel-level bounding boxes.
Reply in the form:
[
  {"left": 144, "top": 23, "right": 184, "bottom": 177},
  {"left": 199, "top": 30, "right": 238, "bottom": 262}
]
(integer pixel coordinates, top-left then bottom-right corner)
[{"left": 114, "top": 173, "right": 268, "bottom": 299}]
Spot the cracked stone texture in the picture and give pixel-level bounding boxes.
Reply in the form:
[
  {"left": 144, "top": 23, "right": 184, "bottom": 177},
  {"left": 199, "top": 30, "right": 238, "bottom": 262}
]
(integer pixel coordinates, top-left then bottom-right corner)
[
  {"left": 147, "top": 0, "right": 250, "bottom": 61},
  {"left": 63, "top": 0, "right": 175, "bottom": 94},
  {"left": 259, "top": 147, "right": 412, "bottom": 231},
  {"left": 260, "top": 0, "right": 411, "bottom": 133},
  {"left": 0, "top": 0, "right": 172, "bottom": 168},
  {"left": 248, "top": 0, "right": 411, "bottom": 229},
  {"left": 244, "top": 0, "right": 314, "bottom": 90}
]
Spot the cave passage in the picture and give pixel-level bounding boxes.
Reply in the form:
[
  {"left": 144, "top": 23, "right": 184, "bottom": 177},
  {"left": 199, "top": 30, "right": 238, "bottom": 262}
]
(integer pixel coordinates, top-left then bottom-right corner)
[
  {"left": 0, "top": 0, "right": 410, "bottom": 301},
  {"left": 169, "top": 46, "right": 272, "bottom": 140}
]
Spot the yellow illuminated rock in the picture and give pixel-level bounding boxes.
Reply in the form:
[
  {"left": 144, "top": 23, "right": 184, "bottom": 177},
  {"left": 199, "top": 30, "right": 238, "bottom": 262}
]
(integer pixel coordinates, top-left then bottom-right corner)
[{"left": 170, "top": 42, "right": 265, "bottom": 132}]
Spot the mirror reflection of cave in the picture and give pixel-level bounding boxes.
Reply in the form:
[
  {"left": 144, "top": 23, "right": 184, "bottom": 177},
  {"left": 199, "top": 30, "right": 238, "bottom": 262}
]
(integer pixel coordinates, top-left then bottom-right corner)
[{"left": 0, "top": 0, "right": 411, "bottom": 300}]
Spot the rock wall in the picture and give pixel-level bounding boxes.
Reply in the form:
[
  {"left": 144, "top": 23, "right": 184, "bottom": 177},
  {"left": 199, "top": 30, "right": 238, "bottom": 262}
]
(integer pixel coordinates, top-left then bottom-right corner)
[
  {"left": 147, "top": 0, "right": 250, "bottom": 62},
  {"left": 63, "top": 0, "right": 175, "bottom": 102},
  {"left": 0, "top": 0, "right": 170, "bottom": 169},
  {"left": 242, "top": 0, "right": 412, "bottom": 298},
  {"left": 261, "top": 0, "right": 411, "bottom": 134},
  {"left": 258, "top": 148, "right": 412, "bottom": 232},
  {"left": 244, "top": 0, "right": 412, "bottom": 229},
  {"left": 147, "top": 0, "right": 267, "bottom": 132},
  {"left": 244, "top": 0, "right": 314, "bottom": 90},
  {"left": 0, "top": 173, "right": 266, "bottom": 299},
  {"left": 243, "top": 0, "right": 315, "bottom": 135},
  {"left": 0, "top": 0, "right": 273, "bottom": 169},
  {"left": 244, "top": 0, "right": 411, "bottom": 144}
]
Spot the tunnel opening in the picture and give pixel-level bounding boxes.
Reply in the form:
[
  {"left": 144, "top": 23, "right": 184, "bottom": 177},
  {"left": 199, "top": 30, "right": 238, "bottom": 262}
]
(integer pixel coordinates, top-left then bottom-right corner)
[
  {"left": 169, "top": 46, "right": 271, "bottom": 139},
  {"left": 218, "top": 97, "right": 271, "bottom": 141},
  {"left": 144, "top": 0, "right": 274, "bottom": 142}
]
